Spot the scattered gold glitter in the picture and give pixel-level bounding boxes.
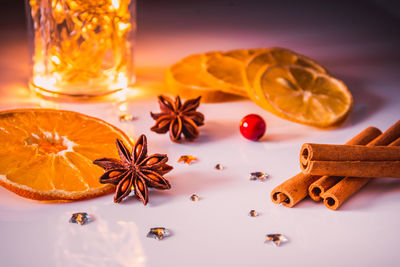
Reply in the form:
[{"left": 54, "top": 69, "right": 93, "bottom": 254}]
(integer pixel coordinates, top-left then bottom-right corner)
[
  {"left": 147, "top": 227, "right": 171, "bottom": 240},
  {"left": 250, "top": 172, "right": 269, "bottom": 181},
  {"left": 119, "top": 114, "right": 136, "bottom": 122},
  {"left": 249, "top": 210, "right": 258, "bottom": 217},
  {"left": 69, "top": 212, "right": 92, "bottom": 225},
  {"left": 178, "top": 155, "right": 198, "bottom": 164},
  {"left": 190, "top": 194, "right": 199, "bottom": 202},
  {"left": 265, "top": 234, "right": 288, "bottom": 246},
  {"left": 215, "top": 164, "right": 224, "bottom": 170}
]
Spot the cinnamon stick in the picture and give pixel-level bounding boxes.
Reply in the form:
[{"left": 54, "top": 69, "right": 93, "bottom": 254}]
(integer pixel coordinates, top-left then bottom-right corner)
[
  {"left": 308, "top": 176, "right": 341, "bottom": 201},
  {"left": 270, "top": 126, "right": 381, "bottom": 207},
  {"left": 309, "top": 127, "right": 382, "bottom": 201},
  {"left": 300, "top": 144, "right": 400, "bottom": 178},
  {"left": 271, "top": 173, "right": 320, "bottom": 207},
  {"left": 322, "top": 120, "right": 400, "bottom": 210}
]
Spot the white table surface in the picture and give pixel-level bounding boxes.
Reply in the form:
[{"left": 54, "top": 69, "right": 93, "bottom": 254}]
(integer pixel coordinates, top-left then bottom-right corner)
[{"left": 0, "top": 1, "right": 400, "bottom": 266}]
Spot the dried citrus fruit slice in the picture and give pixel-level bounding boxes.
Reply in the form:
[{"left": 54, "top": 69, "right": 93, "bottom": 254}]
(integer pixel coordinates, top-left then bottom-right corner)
[
  {"left": 203, "top": 51, "right": 250, "bottom": 97},
  {"left": 244, "top": 47, "right": 327, "bottom": 106},
  {"left": 0, "top": 109, "right": 132, "bottom": 201},
  {"left": 254, "top": 65, "right": 353, "bottom": 127},
  {"left": 167, "top": 47, "right": 328, "bottom": 105},
  {"left": 166, "top": 54, "right": 239, "bottom": 103}
]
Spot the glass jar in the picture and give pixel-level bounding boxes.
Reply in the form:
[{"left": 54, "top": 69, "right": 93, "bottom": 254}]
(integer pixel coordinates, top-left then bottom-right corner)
[{"left": 25, "top": 0, "right": 136, "bottom": 98}]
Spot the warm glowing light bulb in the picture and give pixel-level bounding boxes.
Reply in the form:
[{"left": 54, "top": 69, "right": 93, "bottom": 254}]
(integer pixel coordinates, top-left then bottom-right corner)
[
  {"left": 51, "top": 56, "right": 61, "bottom": 64},
  {"left": 118, "top": 22, "right": 130, "bottom": 31},
  {"left": 111, "top": 0, "right": 120, "bottom": 10},
  {"left": 55, "top": 2, "right": 63, "bottom": 13},
  {"left": 34, "top": 63, "right": 45, "bottom": 73}
]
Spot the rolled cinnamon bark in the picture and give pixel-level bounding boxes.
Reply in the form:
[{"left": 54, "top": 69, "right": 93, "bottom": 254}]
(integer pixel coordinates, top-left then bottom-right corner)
[
  {"left": 271, "top": 126, "right": 381, "bottom": 207},
  {"left": 304, "top": 159, "right": 400, "bottom": 178},
  {"left": 308, "top": 127, "right": 382, "bottom": 201},
  {"left": 271, "top": 173, "right": 320, "bottom": 207},
  {"left": 308, "top": 176, "right": 341, "bottom": 201},
  {"left": 300, "top": 144, "right": 400, "bottom": 178},
  {"left": 322, "top": 120, "right": 400, "bottom": 210},
  {"left": 301, "top": 144, "right": 400, "bottom": 163}
]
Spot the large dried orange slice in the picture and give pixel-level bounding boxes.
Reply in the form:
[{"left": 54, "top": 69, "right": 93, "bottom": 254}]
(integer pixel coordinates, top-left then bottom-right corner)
[
  {"left": 0, "top": 109, "right": 132, "bottom": 201},
  {"left": 254, "top": 65, "right": 353, "bottom": 127}
]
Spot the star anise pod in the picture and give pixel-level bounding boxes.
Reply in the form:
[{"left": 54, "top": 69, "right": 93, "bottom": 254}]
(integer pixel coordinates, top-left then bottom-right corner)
[
  {"left": 150, "top": 95, "right": 205, "bottom": 142},
  {"left": 93, "top": 134, "right": 172, "bottom": 205}
]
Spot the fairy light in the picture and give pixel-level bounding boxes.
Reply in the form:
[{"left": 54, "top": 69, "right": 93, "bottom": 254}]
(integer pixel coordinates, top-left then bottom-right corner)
[
  {"left": 111, "top": 0, "right": 120, "bottom": 10},
  {"left": 51, "top": 56, "right": 60, "bottom": 65},
  {"left": 118, "top": 22, "right": 130, "bottom": 32},
  {"left": 55, "top": 2, "right": 62, "bottom": 13}
]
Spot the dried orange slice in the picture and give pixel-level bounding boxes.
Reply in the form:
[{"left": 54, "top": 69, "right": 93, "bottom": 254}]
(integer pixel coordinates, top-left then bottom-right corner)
[
  {"left": 167, "top": 48, "right": 352, "bottom": 128},
  {"left": 244, "top": 47, "right": 327, "bottom": 106},
  {"left": 202, "top": 47, "right": 326, "bottom": 99},
  {"left": 0, "top": 109, "right": 133, "bottom": 201},
  {"left": 166, "top": 54, "right": 240, "bottom": 102},
  {"left": 254, "top": 65, "right": 353, "bottom": 127},
  {"left": 202, "top": 49, "right": 261, "bottom": 97}
]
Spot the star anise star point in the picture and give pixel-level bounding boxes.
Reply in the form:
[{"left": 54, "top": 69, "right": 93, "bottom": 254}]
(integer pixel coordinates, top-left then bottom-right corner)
[
  {"left": 150, "top": 95, "right": 205, "bottom": 142},
  {"left": 93, "top": 134, "right": 172, "bottom": 205}
]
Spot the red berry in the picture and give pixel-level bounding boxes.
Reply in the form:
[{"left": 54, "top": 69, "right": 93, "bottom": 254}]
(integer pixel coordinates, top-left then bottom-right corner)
[{"left": 239, "top": 114, "right": 266, "bottom": 141}]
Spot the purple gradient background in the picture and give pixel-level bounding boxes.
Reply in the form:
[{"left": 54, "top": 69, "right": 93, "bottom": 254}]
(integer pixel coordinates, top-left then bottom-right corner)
[{"left": 0, "top": 2, "right": 400, "bottom": 267}]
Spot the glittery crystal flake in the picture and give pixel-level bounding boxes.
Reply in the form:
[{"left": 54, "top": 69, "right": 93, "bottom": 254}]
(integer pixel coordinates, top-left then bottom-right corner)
[
  {"left": 250, "top": 172, "right": 269, "bottom": 181},
  {"left": 215, "top": 164, "right": 224, "bottom": 170},
  {"left": 190, "top": 194, "right": 199, "bottom": 202},
  {"left": 69, "top": 212, "right": 92, "bottom": 225},
  {"left": 178, "top": 155, "right": 198, "bottom": 164},
  {"left": 147, "top": 227, "right": 171, "bottom": 240},
  {"left": 119, "top": 114, "right": 137, "bottom": 122},
  {"left": 249, "top": 210, "right": 258, "bottom": 217},
  {"left": 265, "top": 234, "right": 288, "bottom": 246}
]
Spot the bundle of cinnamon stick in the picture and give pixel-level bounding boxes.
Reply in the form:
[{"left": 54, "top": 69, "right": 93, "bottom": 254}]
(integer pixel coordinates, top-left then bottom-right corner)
[{"left": 271, "top": 120, "right": 400, "bottom": 210}]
